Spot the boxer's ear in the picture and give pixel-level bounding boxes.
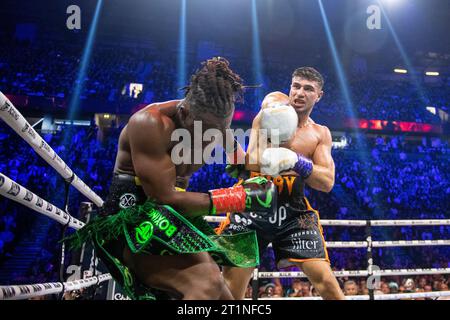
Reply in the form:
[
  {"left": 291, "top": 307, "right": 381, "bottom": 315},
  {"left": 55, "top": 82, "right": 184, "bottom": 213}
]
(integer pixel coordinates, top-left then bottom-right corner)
[
  {"left": 177, "top": 103, "right": 195, "bottom": 127},
  {"left": 317, "top": 90, "right": 324, "bottom": 102}
]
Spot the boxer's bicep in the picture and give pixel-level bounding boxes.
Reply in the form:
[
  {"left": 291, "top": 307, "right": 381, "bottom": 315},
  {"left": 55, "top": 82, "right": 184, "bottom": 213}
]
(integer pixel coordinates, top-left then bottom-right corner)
[
  {"left": 312, "top": 127, "right": 335, "bottom": 179},
  {"left": 133, "top": 149, "right": 177, "bottom": 201},
  {"left": 128, "top": 115, "right": 210, "bottom": 216},
  {"left": 313, "top": 128, "right": 334, "bottom": 168},
  {"left": 127, "top": 115, "right": 177, "bottom": 201}
]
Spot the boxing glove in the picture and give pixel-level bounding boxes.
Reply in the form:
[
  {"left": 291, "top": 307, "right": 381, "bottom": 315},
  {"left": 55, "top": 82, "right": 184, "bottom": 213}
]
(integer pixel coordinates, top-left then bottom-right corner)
[
  {"left": 209, "top": 176, "right": 277, "bottom": 215},
  {"left": 260, "top": 104, "right": 298, "bottom": 145}
]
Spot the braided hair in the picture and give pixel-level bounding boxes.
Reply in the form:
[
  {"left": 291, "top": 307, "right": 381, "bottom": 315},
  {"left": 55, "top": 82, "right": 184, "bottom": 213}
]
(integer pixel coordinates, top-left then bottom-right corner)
[{"left": 184, "top": 57, "right": 244, "bottom": 118}]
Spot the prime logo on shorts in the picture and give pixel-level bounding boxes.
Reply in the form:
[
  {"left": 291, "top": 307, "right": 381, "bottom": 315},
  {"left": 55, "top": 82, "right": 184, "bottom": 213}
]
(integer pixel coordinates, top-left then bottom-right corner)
[
  {"left": 135, "top": 221, "right": 154, "bottom": 244},
  {"left": 119, "top": 193, "right": 137, "bottom": 209}
]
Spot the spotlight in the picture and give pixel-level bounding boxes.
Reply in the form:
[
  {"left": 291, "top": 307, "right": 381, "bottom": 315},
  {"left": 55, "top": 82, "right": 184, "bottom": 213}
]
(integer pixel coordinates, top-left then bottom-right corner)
[
  {"left": 380, "top": 0, "right": 405, "bottom": 7},
  {"left": 394, "top": 68, "right": 408, "bottom": 74},
  {"left": 425, "top": 71, "right": 439, "bottom": 76},
  {"left": 426, "top": 106, "right": 436, "bottom": 115}
]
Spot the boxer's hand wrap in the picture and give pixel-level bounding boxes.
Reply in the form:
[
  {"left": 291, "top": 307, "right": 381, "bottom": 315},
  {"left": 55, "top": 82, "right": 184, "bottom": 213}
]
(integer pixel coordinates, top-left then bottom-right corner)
[
  {"left": 261, "top": 147, "right": 313, "bottom": 179},
  {"left": 293, "top": 153, "right": 313, "bottom": 179},
  {"left": 209, "top": 177, "right": 277, "bottom": 215},
  {"left": 209, "top": 185, "right": 246, "bottom": 214}
]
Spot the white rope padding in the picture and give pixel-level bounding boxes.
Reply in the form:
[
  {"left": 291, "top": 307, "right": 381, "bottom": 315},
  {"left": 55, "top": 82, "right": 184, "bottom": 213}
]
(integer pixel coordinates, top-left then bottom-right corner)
[
  {"left": 205, "top": 216, "right": 368, "bottom": 226},
  {"left": 0, "top": 274, "right": 112, "bottom": 300},
  {"left": 267, "top": 240, "right": 450, "bottom": 249},
  {"left": 0, "top": 92, "right": 103, "bottom": 207},
  {"left": 326, "top": 241, "right": 368, "bottom": 248},
  {"left": 204, "top": 216, "right": 450, "bottom": 227},
  {"left": 0, "top": 172, "right": 84, "bottom": 229},
  {"left": 258, "top": 268, "right": 450, "bottom": 279},
  {"left": 372, "top": 240, "right": 450, "bottom": 247},
  {"left": 264, "top": 241, "right": 368, "bottom": 248},
  {"left": 373, "top": 268, "right": 450, "bottom": 277},
  {"left": 205, "top": 216, "right": 227, "bottom": 223},
  {"left": 370, "top": 219, "right": 450, "bottom": 226},
  {"left": 259, "top": 270, "right": 368, "bottom": 278},
  {"left": 321, "top": 220, "right": 367, "bottom": 226},
  {"left": 258, "top": 290, "right": 450, "bottom": 300}
]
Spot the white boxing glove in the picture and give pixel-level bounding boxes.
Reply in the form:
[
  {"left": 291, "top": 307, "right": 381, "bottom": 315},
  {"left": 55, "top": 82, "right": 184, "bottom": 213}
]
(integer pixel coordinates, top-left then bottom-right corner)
[
  {"left": 260, "top": 147, "right": 313, "bottom": 178},
  {"left": 260, "top": 104, "right": 298, "bottom": 145},
  {"left": 260, "top": 147, "right": 298, "bottom": 176}
]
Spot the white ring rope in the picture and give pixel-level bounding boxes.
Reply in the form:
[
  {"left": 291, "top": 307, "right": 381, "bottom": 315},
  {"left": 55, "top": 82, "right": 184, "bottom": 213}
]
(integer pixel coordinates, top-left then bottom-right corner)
[
  {"left": 204, "top": 216, "right": 450, "bottom": 226},
  {"left": 0, "top": 172, "right": 84, "bottom": 229},
  {"left": 266, "top": 240, "right": 450, "bottom": 249},
  {"left": 258, "top": 290, "right": 450, "bottom": 300},
  {"left": 372, "top": 240, "right": 450, "bottom": 247},
  {"left": 325, "top": 241, "right": 369, "bottom": 248},
  {"left": 258, "top": 268, "right": 450, "bottom": 279},
  {"left": 259, "top": 270, "right": 368, "bottom": 278},
  {"left": 0, "top": 274, "right": 112, "bottom": 300},
  {"left": 319, "top": 220, "right": 368, "bottom": 226},
  {"left": 0, "top": 92, "right": 103, "bottom": 207},
  {"left": 373, "top": 268, "right": 450, "bottom": 277},
  {"left": 370, "top": 219, "right": 450, "bottom": 226}
]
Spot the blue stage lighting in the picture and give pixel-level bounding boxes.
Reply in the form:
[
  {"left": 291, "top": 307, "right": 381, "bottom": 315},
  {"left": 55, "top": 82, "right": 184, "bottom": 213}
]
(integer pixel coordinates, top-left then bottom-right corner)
[
  {"left": 67, "top": 0, "right": 103, "bottom": 122},
  {"left": 251, "top": 0, "right": 264, "bottom": 107},
  {"left": 177, "top": 0, "right": 187, "bottom": 98}
]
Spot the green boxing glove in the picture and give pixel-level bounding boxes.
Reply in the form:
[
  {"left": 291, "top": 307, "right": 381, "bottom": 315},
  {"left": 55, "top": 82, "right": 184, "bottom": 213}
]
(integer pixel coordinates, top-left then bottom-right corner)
[{"left": 209, "top": 176, "right": 277, "bottom": 216}]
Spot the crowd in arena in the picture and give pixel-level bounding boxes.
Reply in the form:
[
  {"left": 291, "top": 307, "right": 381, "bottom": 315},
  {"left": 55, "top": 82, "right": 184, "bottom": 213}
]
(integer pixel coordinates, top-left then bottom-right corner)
[{"left": 0, "top": 37, "right": 447, "bottom": 124}]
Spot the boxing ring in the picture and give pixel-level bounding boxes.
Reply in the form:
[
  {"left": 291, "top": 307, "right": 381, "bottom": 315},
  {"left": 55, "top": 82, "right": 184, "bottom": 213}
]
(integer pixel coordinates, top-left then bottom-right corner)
[{"left": 1, "top": 91, "right": 449, "bottom": 300}]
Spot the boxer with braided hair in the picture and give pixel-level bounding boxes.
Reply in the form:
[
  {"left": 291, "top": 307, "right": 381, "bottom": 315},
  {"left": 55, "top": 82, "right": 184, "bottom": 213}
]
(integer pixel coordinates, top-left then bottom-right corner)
[
  {"left": 184, "top": 57, "right": 244, "bottom": 118},
  {"left": 65, "top": 57, "right": 277, "bottom": 300}
]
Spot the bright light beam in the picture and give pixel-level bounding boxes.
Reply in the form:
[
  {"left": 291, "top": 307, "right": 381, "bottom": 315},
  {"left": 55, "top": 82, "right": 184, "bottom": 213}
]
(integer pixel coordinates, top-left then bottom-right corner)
[
  {"left": 67, "top": 0, "right": 103, "bottom": 122},
  {"left": 177, "top": 0, "right": 187, "bottom": 98},
  {"left": 318, "top": 0, "right": 381, "bottom": 219},
  {"left": 377, "top": 0, "right": 428, "bottom": 104},
  {"left": 251, "top": 0, "right": 264, "bottom": 108}
]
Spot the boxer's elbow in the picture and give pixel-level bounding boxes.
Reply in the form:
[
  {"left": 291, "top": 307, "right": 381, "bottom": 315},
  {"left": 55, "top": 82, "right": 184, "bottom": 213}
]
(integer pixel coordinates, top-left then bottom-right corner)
[
  {"left": 315, "top": 177, "right": 334, "bottom": 193},
  {"left": 323, "top": 177, "right": 335, "bottom": 193}
]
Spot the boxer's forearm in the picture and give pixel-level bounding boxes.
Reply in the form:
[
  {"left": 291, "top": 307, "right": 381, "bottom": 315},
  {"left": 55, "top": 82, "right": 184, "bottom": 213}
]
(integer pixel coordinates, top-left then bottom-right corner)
[
  {"left": 155, "top": 191, "right": 211, "bottom": 218},
  {"left": 305, "top": 164, "right": 334, "bottom": 193},
  {"left": 245, "top": 163, "right": 260, "bottom": 172}
]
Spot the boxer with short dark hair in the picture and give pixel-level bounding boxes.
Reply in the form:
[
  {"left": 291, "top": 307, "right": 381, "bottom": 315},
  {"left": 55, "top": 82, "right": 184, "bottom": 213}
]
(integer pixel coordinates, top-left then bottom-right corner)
[
  {"left": 65, "top": 57, "right": 277, "bottom": 300},
  {"left": 219, "top": 67, "right": 345, "bottom": 300}
]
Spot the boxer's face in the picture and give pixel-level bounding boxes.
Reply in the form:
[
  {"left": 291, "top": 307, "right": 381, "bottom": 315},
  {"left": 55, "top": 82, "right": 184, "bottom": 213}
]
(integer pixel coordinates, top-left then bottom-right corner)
[{"left": 289, "top": 77, "right": 323, "bottom": 115}]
